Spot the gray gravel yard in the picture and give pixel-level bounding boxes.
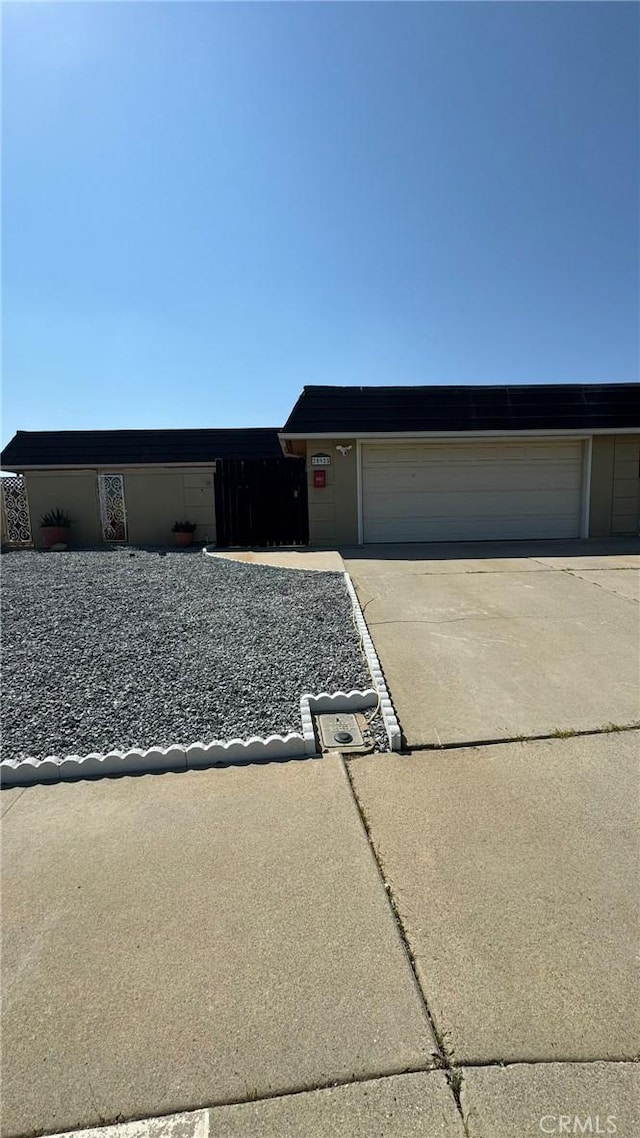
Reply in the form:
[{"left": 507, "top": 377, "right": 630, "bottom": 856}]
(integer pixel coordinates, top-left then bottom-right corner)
[{"left": 1, "top": 549, "right": 381, "bottom": 762}]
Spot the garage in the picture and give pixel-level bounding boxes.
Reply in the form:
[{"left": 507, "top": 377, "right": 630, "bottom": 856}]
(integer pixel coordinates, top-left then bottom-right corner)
[
  {"left": 361, "top": 440, "right": 585, "bottom": 543},
  {"left": 280, "top": 384, "right": 639, "bottom": 546}
]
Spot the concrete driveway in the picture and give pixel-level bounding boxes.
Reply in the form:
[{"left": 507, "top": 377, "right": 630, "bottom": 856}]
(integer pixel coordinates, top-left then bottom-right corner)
[{"left": 344, "top": 539, "right": 640, "bottom": 747}]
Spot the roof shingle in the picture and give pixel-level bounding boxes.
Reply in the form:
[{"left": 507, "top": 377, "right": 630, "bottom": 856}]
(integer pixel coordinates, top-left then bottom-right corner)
[
  {"left": 1, "top": 428, "right": 283, "bottom": 469},
  {"left": 281, "top": 383, "right": 640, "bottom": 434}
]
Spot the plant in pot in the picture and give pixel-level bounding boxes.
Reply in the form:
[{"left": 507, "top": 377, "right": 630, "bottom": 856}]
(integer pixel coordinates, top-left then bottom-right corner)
[
  {"left": 171, "top": 520, "right": 197, "bottom": 547},
  {"left": 40, "top": 509, "right": 73, "bottom": 549}
]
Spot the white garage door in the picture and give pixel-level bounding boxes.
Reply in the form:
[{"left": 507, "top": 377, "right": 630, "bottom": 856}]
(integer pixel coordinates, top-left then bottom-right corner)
[{"left": 362, "top": 440, "right": 584, "bottom": 543}]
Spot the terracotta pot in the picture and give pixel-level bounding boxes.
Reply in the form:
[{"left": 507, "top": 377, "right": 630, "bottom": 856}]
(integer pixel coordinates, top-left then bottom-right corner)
[
  {"left": 174, "top": 530, "right": 194, "bottom": 547},
  {"left": 41, "top": 526, "right": 70, "bottom": 549}
]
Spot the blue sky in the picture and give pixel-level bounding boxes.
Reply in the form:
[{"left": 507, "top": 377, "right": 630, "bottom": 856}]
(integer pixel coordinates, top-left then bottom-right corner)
[{"left": 2, "top": 1, "right": 638, "bottom": 445}]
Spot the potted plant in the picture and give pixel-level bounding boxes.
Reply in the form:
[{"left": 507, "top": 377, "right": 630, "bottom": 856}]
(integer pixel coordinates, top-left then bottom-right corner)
[
  {"left": 40, "top": 509, "right": 72, "bottom": 549},
  {"left": 171, "top": 520, "right": 197, "bottom": 547}
]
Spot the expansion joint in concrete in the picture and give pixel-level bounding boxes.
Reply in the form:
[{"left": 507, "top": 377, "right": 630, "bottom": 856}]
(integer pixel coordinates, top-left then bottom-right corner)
[
  {"left": 457, "top": 1055, "right": 640, "bottom": 1068},
  {"left": 403, "top": 722, "right": 640, "bottom": 754},
  {"left": 340, "top": 756, "right": 471, "bottom": 1135}
]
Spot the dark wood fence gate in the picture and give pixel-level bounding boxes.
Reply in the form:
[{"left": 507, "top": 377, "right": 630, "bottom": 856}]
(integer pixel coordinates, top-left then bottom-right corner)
[{"left": 214, "top": 457, "right": 309, "bottom": 547}]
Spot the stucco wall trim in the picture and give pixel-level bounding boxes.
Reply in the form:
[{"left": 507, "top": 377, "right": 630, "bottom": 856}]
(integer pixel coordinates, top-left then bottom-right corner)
[
  {"left": 580, "top": 437, "right": 593, "bottom": 539},
  {"left": 2, "top": 463, "right": 220, "bottom": 473},
  {"left": 356, "top": 439, "right": 364, "bottom": 545}
]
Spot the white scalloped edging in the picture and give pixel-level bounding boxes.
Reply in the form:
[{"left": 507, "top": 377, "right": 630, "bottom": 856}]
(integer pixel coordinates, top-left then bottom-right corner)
[
  {"left": 0, "top": 735, "right": 311, "bottom": 787},
  {"left": 343, "top": 572, "right": 403, "bottom": 751},
  {"left": 0, "top": 562, "right": 398, "bottom": 787}
]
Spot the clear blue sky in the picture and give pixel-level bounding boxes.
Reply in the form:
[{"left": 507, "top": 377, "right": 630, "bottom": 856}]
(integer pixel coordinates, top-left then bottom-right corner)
[{"left": 2, "top": 1, "right": 638, "bottom": 445}]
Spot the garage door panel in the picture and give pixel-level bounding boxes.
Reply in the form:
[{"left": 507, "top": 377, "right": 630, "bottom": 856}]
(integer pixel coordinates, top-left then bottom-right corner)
[
  {"left": 364, "top": 517, "right": 580, "bottom": 543},
  {"left": 363, "top": 442, "right": 582, "bottom": 466},
  {"left": 362, "top": 441, "right": 584, "bottom": 543},
  {"left": 366, "top": 488, "right": 581, "bottom": 520},
  {"left": 363, "top": 466, "right": 582, "bottom": 495}
]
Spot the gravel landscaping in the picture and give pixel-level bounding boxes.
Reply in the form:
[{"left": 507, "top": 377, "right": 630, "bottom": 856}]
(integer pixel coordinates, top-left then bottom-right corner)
[{"left": 1, "top": 549, "right": 386, "bottom": 762}]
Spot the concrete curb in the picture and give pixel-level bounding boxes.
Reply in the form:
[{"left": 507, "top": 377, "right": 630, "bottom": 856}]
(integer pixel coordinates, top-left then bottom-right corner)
[{"left": 0, "top": 560, "right": 391, "bottom": 786}]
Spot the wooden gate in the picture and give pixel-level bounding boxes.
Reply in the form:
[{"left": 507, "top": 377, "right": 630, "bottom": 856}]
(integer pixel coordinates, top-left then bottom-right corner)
[{"left": 214, "top": 458, "right": 309, "bottom": 547}]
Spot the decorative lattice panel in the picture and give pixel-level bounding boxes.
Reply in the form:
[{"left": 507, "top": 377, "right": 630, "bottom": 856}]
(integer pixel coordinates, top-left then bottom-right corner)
[
  {"left": 1, "top": 476, "right": 33, "bottom": 546},
  {"left": 98, "top": 473, "right": 128, "bottom": 541}
]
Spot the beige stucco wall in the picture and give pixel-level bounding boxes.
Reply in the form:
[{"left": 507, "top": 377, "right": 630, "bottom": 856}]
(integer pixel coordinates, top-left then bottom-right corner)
[
  {"left": 22, "top": 467, "right": 216, "bottom": 548},
  {"left": 1, "top": 486, "right": 9, "bottom": 545},
  {"left": 590, "top": 435, "right": 640, "bottom": 537},
  {"left": 124, "top": 468, "right": 215, "bottom": 545},
  {"left": 588, "top": 437, "right": 615, "bottom": 537},
  {"left": 611, "top": 436, "right": 640, "bottom": 534},
  {"left": 305, "top": 441, "right": 359, "bottom": 547},
  {"left": 25, "top": 471, "right": 103, "bottom": 548},
  {"left": 1, "top": 485, "right": 11, "bottom": 546}
]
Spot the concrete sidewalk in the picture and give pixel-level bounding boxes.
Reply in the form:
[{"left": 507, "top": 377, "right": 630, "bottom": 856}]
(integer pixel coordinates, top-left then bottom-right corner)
[
  {"left": 1, "top": 757, "right": 435, "bottom": 1136},
  {"left": 349, "top": 731, "right": 640, "bottom": 1063},
  {"left": 40, "top": 1063, "right": 640, "bottom": 1138},
  {"left": 3, "top": 734, "right": 639, "bottom": 1136}
]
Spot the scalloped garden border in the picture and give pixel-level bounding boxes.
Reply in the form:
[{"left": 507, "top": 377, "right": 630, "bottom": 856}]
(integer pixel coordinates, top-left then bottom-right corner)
[
  {"left": 0, "top": 556, "right": 401, "bottom": 788},
  {"left": 342, "top": 571, "right": 402, "bottom": 751}
]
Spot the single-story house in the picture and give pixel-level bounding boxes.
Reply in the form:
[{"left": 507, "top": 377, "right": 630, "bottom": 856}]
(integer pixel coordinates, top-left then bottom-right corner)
[{"left": 1, "top": 383, "right": 638, "bottom": 548}]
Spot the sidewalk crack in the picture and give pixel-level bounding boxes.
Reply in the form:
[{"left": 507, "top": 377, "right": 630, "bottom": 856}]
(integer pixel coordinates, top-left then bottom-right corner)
[
  {"left": 0, "top": 787, "right": 28, "bottom": 820},
  {"left": 404, "top": 722, "right": 640, "bottom": 753},
  {"left": 342, "top": 757, "right": 470, "bottom": 1135}
]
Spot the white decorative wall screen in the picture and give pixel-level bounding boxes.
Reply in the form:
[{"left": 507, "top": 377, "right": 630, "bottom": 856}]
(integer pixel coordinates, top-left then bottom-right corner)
[
  {"left": 98, "top": 474, "right": 128, "bottom": 542},
  {"left": 1, "top": 477, "right": 33, "bottom": 546}
]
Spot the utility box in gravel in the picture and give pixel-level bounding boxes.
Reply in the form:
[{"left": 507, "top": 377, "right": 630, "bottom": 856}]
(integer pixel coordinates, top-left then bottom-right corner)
[{"left": 317, "top": 712, "right": 367, "bottom": 753}]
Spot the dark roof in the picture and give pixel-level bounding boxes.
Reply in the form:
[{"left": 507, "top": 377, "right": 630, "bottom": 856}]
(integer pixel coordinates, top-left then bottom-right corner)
[
  {"left": 1, "top": 428, "right": 284, "bottom": 469},
  {"left": 282, "top": 383, "right": 640, "bottom": 434}
]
